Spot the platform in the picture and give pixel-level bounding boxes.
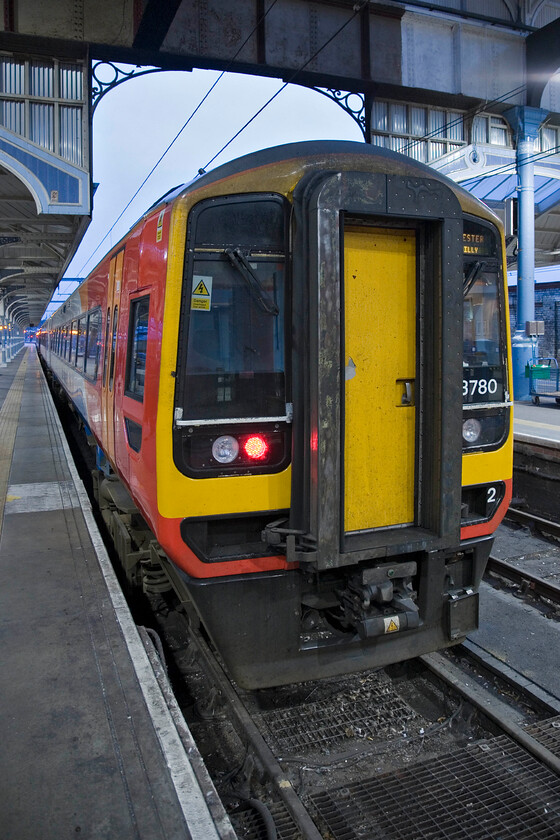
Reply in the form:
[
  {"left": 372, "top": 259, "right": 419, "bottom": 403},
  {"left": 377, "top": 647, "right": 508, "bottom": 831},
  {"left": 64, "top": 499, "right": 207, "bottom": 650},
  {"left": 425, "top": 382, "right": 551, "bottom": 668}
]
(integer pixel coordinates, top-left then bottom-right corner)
[
  {"left": 514, "top": 400, "right": 560, "bottom": 446},
  {"left": 0, "top": 347, "right": 234, "bottom": 840}
]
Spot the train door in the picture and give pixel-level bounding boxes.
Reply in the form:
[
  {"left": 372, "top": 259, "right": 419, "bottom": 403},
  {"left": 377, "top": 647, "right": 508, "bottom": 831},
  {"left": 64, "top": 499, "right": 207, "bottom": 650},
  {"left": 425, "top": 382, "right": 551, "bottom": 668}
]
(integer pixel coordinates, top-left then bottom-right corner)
[
  {"left": 101, "top": 249, "right": 124, "bottom": 467},
  {"left": 343, "top": 227, "right": 416, "bottom": 532},
  {"left": 290, "top": 169, "right": 463, "bottom": 571}
]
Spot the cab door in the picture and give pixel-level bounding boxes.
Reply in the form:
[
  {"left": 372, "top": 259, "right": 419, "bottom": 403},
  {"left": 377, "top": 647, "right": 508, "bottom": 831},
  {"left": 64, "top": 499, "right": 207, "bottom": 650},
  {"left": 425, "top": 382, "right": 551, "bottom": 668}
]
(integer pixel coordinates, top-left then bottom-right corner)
[
  {"left": 343, "top": 227, "right": 416, "bottom": 532},
  {"left": 101, "top": 249, "right": 123, "bottom": 467}
]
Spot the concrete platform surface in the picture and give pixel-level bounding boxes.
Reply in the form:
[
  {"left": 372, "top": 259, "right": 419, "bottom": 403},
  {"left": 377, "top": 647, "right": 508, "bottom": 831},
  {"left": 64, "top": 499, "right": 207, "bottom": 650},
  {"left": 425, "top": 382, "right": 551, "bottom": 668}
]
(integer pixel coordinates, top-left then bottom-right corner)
[
  {"left": 514, "top": 400, "right": 560, "bottom": 445},
  {"left": 0, "top": 348, "right": 233, "bottom": 840}
]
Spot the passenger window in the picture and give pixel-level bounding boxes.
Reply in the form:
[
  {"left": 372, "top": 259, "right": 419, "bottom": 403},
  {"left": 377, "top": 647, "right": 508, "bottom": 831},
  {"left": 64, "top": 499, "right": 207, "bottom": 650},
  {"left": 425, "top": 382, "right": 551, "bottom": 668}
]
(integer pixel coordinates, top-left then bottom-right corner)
[
  {"left": 85, "top": 309, "right": 102, "bottom": 379},
  {"left": 109, "top": 305, "right": 118, "bottom": 391},
  {"left": 70, "top": 320, "right": 78, "bottom": 363},
  {"left": 76, "top": 317, "right": 87, "bottom": 369},
  {"left": 125, "top": 295, "right": 150, "bottom": 401},
  {"left": 102, "top": 308, "right": 110, "bottom": 386}
]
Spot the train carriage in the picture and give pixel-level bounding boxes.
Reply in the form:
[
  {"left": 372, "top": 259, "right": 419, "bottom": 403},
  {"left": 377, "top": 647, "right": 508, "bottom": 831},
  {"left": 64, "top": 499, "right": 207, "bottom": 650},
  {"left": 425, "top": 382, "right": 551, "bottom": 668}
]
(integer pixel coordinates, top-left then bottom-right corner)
[{"left": 39, "top": 140, "right": 513, "bottom": 688}]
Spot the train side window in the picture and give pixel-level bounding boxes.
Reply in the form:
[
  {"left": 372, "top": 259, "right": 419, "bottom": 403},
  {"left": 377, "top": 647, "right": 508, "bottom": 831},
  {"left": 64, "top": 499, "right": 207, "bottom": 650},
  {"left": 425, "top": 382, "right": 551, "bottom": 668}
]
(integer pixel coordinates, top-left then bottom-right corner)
[
  {"left": 102, "top": 308, "right": 111, "bottom": 386},
  {"left": 70, "top": 320, "right": 78, "bottom": 363},
  {"left": 109, "top": 305, "right": 118, "bottom": 391},
  {"left": 85, "top": 309, "right": 102, "bottom": 379},
  {"left": 76, "top": 317, "right": 87, "bottom": 370},
  {"left": 125, "top": 295, "right": 150, "bottom": 401}
]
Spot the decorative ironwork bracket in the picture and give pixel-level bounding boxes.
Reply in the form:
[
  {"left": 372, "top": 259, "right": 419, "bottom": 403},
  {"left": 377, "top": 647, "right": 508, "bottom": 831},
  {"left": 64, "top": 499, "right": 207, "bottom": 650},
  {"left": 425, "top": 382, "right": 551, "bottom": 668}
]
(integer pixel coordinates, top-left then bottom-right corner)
[
  {"left": 314, "top": 88, "right": 371, "bottom": 142},
  {"left": 91, "top": 63, "right": 374, "bottom": 143},
  {"left": 91, "top": 61, "right": 163, "bottom": 113}
]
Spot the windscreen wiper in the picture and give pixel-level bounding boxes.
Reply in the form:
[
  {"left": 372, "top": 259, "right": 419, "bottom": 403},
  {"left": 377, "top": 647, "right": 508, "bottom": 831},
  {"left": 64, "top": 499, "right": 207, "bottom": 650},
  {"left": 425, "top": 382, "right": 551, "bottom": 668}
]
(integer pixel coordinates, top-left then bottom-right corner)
[
  {"left": 463, "top": 261, "right": 485, "bottom": 297},
  {"left": 225, "top": 247, "right": 279, "bottom": 315}
]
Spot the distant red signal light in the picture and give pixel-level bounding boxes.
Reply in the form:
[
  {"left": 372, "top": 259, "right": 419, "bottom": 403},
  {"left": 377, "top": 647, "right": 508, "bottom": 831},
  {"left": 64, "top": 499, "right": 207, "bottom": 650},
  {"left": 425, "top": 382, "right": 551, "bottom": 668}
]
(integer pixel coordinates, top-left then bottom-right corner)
[{"left": 243, "top": 435, "right": 268, "bottom": 460}]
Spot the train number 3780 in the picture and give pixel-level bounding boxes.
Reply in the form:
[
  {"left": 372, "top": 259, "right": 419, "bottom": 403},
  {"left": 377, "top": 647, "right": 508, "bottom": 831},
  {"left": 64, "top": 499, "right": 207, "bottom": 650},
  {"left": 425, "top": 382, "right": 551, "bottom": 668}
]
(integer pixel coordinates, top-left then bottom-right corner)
[{"left": 463, "top": 378, "right": 498, "bottom": 398}]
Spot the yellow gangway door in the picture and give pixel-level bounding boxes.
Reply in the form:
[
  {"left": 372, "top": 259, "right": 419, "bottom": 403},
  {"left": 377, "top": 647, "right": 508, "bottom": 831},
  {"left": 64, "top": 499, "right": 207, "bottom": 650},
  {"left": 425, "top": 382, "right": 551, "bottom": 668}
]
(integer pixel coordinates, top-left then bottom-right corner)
[{"left": 344, "top": 226, "right": 416, "bottom": 532}]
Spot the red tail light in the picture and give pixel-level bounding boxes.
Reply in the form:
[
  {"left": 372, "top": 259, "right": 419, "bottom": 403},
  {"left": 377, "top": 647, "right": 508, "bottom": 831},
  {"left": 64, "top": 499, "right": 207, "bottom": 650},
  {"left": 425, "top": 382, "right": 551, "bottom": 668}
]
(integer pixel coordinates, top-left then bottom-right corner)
[{"left": 243, "top": 434, "right": 268, "bottom": 460}]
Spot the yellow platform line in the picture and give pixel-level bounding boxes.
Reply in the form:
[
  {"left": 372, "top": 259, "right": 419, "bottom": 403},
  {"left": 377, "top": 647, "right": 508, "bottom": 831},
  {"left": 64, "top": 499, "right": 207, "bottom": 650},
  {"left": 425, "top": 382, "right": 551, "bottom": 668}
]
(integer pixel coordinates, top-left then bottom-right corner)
[
  {"left": 514, "top": 417, "right": 560, "bottom": 433},
  {"left": 0, "top": 349, "right": 29, "bottom": 535}
]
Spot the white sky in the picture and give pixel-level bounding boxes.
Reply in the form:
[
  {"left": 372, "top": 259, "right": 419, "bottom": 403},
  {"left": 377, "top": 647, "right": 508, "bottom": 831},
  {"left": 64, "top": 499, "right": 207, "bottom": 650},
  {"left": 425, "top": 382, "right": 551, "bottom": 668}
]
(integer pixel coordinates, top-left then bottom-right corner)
[{"left": 64, "top": 66, "right": 363, "bottom": 281}]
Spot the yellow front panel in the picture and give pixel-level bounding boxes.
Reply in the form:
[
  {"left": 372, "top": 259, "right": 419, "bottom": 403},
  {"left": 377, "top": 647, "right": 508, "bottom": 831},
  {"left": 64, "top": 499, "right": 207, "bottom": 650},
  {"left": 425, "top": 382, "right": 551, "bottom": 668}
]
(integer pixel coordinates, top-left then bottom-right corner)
[
  {"left": 344, "top": 227, "right": 416, "bottom": 532},
  {"left": 157, "top": 199, "right": 291, "bottom": 519}
]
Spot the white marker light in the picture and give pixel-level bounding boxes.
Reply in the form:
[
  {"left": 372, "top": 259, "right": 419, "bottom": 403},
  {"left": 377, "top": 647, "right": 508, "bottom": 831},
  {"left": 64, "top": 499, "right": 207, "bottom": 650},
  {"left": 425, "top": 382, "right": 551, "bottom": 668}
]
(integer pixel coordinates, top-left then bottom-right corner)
[
  {"left": 212, "top": 435, "right": 239, "bottom": 463},
  {"left": 462, "top": 418, "right": 482, "bottom": 444}
]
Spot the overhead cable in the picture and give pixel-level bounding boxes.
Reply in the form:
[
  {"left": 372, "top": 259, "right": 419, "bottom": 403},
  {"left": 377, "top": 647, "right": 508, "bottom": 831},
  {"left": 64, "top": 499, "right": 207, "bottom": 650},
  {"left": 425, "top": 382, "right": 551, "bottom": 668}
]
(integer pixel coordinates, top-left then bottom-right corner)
[
  {"left": 76, "top": 0, "right": 280, "bottom": 276},
  {"left": 198, "top": 0, "right": 370, "bottom": 174}
]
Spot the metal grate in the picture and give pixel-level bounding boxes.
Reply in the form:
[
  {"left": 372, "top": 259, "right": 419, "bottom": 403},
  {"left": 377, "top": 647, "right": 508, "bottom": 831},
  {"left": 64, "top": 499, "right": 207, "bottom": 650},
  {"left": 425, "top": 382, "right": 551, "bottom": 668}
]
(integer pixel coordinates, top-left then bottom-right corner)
[
  {"left": 310, "top": 735, "right": 560, "bottom": 839},
  {"left": 256, "top": 678, "right": 421, "bottom": 754},
  {"left": 525, "top": 716, "right": 560, "bottom": 758},
  {"left": 229, "top": 800, "right": 302, "bottom": 840}
]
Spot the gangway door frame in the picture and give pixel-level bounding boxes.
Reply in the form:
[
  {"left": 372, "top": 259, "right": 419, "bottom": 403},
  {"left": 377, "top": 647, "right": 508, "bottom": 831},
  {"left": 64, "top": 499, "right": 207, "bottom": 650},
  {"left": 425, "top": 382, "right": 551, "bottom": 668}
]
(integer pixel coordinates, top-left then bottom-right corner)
[{"left": 290, "top": 169, "right": 464, "bottom": 570}]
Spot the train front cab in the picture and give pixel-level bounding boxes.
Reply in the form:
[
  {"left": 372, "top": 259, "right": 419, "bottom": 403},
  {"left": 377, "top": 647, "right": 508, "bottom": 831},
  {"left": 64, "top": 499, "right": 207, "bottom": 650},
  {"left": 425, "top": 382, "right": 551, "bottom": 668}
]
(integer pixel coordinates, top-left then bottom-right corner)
[{"left": 161, "top": 164, "right": 512, "bottom": 689}]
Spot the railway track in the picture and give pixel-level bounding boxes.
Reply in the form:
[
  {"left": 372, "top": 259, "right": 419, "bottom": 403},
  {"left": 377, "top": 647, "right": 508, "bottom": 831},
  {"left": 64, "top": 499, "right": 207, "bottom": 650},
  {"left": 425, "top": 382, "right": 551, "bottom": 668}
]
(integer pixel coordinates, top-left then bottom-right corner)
[
  {"left": 506, "top": 506, "right": 560, "bottom": 539},
  {"left": 486, "top": 554, "right": 560, "bottom": 606},
  {"left": 149, "top": 593, "right": 560, "bottom": 840},
  {"left": 52, "top": 388, "right": 560, "bottom": 838},
  {"left": 485, "top": 508, "right": 560, "bottom": 609}
]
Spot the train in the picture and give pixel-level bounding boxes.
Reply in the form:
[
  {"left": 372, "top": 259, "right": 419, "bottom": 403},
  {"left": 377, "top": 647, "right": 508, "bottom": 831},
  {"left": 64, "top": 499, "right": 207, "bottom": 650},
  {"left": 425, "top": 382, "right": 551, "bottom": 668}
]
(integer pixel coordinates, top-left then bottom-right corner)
[{"left": 38, "top": 140, "right": 513, "bottom": 689}]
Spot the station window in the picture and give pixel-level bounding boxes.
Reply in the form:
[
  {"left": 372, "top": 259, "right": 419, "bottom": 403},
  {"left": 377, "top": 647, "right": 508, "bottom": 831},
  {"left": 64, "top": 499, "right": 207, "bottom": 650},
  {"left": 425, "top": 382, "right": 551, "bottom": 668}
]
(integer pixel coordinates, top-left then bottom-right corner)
[
  {"left": 125, "top": 296, "right": 150, "bottom": 401},
  {"left": 471, "top": 114, "right": 511, "bottom": 147},
  {"left": 536, "top": 123, "right": 560, "bottom": 154},
  {"left": 0, "top": 55, "right": 85, "bottom": 166},
  {"left": 371, "top": 100, "right": 513, "bottom": 162},
  {"left": 372, "top": 101, "right": 465, "bottom": 162}
]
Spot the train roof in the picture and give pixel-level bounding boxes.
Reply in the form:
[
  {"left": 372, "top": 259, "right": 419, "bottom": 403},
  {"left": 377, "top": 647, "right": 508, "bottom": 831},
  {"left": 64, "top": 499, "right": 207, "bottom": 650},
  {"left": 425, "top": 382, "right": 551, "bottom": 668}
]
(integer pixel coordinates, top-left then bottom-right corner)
[
  {"left": 193, "top": 140, "right": 453, "bottom": 187},
  {"left": 153, "top": 139, "right": 498, "bottom": 224}
]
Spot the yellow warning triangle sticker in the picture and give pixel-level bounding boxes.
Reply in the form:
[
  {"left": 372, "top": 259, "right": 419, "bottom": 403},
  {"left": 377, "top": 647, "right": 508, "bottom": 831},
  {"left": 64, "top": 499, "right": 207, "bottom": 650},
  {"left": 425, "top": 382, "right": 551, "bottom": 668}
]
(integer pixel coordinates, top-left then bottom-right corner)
[
  {"left": 386, "top": 619, "right": 399, "bottom": 633},
  {"left": 193, "top": 280, "right": 210, "bottom": 296}
]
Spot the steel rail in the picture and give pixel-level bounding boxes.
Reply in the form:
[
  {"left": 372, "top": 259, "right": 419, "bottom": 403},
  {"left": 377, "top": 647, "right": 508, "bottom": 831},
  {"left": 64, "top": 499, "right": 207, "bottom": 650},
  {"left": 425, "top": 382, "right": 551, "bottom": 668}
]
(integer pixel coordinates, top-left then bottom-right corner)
[
  {"left": 506, "top": 506, "right": 560, "bottom": 537},
  {"left": 486, "top": 554, "right": 560, "bottom": 605},
  {"left": 184, "top": 623, "right": 324, "bottom": 840},
  {"left": 421, "top": 650, "right": 560, "bottom": 777},
  {"left": 459, "top": 638, "right": 560, "bottom": 716}
]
